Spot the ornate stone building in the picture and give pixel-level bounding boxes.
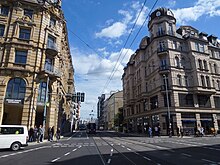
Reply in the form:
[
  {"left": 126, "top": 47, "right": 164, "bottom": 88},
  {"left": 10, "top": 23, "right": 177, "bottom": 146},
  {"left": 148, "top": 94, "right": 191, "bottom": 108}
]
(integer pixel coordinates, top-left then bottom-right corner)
[
  {"left": 122, "top": 8, "right": 220, "bottom": 135},
  {"left": 0, "top": 0, "right": 76, "bottom": 133}
]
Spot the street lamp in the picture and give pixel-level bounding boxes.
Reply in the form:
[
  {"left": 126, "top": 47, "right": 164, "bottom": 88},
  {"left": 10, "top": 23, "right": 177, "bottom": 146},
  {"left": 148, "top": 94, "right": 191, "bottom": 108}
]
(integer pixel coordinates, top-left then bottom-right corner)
[{"left": 163, "top": 74, "right": 171, "bottom": 136}]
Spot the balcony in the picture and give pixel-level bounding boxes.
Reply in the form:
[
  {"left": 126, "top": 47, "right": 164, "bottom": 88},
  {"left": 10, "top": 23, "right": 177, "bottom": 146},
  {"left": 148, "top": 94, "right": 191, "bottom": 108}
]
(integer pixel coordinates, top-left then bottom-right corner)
[
  {"left": 158, "top": 65, "right": 170, "bottom": 74},
  {"left": 46, "top": 42, "right": 58, "bottom": 56},
  {"left": 157, "top": 47, "right": 168, "bottom": 56},
  {"left": 39, "top": 64, "right": 62, "bottom": 78}
]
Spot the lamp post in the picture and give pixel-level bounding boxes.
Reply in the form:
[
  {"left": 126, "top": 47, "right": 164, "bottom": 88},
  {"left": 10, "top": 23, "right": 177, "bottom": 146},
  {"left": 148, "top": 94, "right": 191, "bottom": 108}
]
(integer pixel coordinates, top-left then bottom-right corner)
[{"left": 163, "top": 74, "right": 171, "bottom": 137}]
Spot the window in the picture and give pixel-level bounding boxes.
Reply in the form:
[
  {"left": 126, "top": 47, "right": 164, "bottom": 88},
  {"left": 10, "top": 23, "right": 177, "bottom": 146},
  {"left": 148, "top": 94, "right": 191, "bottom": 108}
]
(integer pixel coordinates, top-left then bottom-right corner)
[
  {"left": 158, "top": 41, "right": 166, "bottom": 51},
  {"left": 181, "top": 57, "right": 185, "bottom": 68},
  {"left": 173, "top": 41, "right": 177, "bottom": 49},
  {"left": 15, "top": 50, "right": 27, "bottom": 64},
  {"left": 217, "top": 80, "right": 220, "bottom": 90},
  {"left": 195, "top": 42, "right": 199, "bottom": 51},
  {"left": 197, "top": 95, "right": 211, "bottom": 107},
  {"left": 0, "top": 5, "right": 9, "bottom": 16},
  {"left": 157, "top": 23, "right": 163, "bottom": 36},
  {"left": 146, "top": 82, "right": 148, "bottom": 92},
  {"left": 5, "top": 78, "right": 26, "bottom": 99},
  {"left": 198, "top": 59, "right": 203, "bottom": 69},
  {"left": 214, "top": 96, "right": 220, "bottom": 108},
  {"left": 211, "top": 50, "right": 215, "bottom": 58},
  {"left": 179, "top": 94, "right": 194, "bottom": 107},
  {"left": 209, "top": 63, "right": 212, "bottom": 73},
  {"left": 175, "top": 56, "right": 180, "bottom": 67},
  {"left": 24, "top": 9, "right": 33, "bottom": 19},
  {"left": 0, "top": 24, "right": 4, "bottom": 37},
  {"left": 203, "top": 60, "right": 208, "bottom": 70},
  {"left": 0, "top": 127, "right": 24, "bottom": 135},
  {"left": 206, "top": 76, "right": 210, "bottom": 87},
  {"left": 168, "top": 23, "right": 173, "bottom": 35},
  {"left": 201, "top": 75, "right": 205, "bottom": 87},
  {"left": 200, "top": 44, "right": 204, "bottom": 52},
  {"left": 177, "top": 75, "right": 182, "bottom": 86},
  {"left": 49, "top": 17, "right": 56, "bottom": 27},
  {"left": 44, "top": 58, "right": 53, "bottom": 72},
  {"left": 38, "top": 82, "right": 47, "bottom": 102},
  {"left": 47, "top": 35, "right": 56, "bottom": 48},
  {"left": 19, "top": 28, "right": 31, "bottom": 40},
  {"left": 150, "top": 95, "right": 158, "bottom": 109},
  {"left": 214, "top": 64, "right": 218, "bottom": 73}
]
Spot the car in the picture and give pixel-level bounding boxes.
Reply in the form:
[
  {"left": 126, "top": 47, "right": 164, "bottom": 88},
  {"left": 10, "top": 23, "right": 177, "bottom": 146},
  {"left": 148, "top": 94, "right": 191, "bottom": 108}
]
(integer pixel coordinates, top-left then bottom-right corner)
[
  {"left": 86, "top": 123, "right": 96, "bottom": 134},
  {"left": 0, "top": 125, "right": 29, "bottom": 151}
]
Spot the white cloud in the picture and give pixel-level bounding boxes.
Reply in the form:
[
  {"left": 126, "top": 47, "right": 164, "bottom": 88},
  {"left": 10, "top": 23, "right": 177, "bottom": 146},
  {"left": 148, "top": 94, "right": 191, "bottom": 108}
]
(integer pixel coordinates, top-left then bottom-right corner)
[
  {"left": 173, "top": 0, "right": 220, "bottom": 24},
  {"left": 167, "top": 0, "right": 176, "bottom": 8},
  {"left": 95, "top": 22, "right": 127, "bottom": 38}
]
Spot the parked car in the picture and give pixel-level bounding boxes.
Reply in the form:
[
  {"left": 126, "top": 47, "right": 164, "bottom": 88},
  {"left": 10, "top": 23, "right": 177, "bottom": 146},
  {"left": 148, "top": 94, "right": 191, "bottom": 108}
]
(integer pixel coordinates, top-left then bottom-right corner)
[{"left": 0, "top": 125, "right": 28, "bottom": 151}]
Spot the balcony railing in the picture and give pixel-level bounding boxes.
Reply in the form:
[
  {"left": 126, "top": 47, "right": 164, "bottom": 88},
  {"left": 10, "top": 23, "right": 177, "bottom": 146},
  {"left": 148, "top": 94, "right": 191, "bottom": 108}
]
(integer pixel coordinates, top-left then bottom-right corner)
[
  {"left": 46, "top": 42, "right": 58, "bottom": 56},
  {"left": 44, "top": 63, "right": 62, "bottom": 77}
]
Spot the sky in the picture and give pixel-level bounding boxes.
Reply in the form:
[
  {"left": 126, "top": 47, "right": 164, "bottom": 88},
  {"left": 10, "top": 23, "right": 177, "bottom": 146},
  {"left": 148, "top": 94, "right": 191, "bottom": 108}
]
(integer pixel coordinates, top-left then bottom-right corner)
[{"left": 61, "top": 0, "right": 220, "bottom": 121}]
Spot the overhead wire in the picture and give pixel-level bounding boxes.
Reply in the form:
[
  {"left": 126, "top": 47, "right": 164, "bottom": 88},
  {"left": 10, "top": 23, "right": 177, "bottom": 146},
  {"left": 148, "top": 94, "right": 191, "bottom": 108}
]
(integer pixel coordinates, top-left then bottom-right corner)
[
  {"left": 100, "top": 0, "right": 149, "bottom": 94},
  {"left": 101, "top": 0, "right": 159, "bottom": 94}
]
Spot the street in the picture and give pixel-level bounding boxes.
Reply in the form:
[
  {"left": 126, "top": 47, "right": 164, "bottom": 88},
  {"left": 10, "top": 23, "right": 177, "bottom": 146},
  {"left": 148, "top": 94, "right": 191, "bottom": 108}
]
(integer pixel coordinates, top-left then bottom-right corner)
[{"left": 0, "top": 131, "right": 220, "bottom": 165}]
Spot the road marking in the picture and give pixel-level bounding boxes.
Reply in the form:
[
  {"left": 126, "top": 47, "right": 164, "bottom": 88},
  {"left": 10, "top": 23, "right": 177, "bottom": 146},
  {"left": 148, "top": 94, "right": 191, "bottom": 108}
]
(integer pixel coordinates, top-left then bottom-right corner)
[
  {"left": 134, "top": 152, "right": 139, "bottom": 155},
  {"left": 202, "top": 159, "right": 216, "bottom": 163},
  {"left": 127, "top": 148, "right": 131, "bottom": 151},
  {"left": 107, "top": 159, "right": 111, "bottom": 164},
  {"left": 73, "top": 148, "right": 77, "bottom": 152},
  {"left": 121, "top": 145, "right": 125, "bottom": 148},
  {"left": 78, "top": 145, "right": 82, "bottom": 148},
  {"left": 51, "top": 157, "right": 60, "bottom": 162},
  {"left": 111, "top": 149, "right": 113, "bottom": 152},
  {"left": 111, "top": 143, "right": 114, "bottom": 146},
  {"left": 181, "top": 153, "right": 191, "bottom": 157},
  {"left": 110, "top": 152, "right": 113, "bottom": 157},
  {"left": 143, "top": 156, "right": 151, "bottom": 161},
  {"left": 64, "top": 152, "right": 70, "bottom": 156}
]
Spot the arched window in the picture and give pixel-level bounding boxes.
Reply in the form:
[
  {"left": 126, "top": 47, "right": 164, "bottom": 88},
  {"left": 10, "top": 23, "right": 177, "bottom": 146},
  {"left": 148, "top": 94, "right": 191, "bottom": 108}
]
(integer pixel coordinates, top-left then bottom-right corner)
[
  {"left": 175, "top": 56, "right": 180, "bottom": 67},
  {"left": 5, "top": 78, "right": 26, "bottom": 99}
]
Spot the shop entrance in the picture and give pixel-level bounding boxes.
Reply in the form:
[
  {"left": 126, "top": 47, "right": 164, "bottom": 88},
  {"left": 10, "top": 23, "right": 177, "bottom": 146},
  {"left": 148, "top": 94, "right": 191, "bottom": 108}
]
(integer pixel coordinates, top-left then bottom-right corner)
[{"left": 3, "top": 104, "right": 23, "bottom": 125}]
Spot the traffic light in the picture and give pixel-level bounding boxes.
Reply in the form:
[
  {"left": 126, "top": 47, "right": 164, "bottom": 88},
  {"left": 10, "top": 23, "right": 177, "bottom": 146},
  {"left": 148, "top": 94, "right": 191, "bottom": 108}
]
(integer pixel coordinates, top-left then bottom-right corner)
[
  {"left": 72, "top": 93, "right": 77, "bottom": 102},
  {"left": 81, "top": 93, "right": 85, "bottom": 102},
  {"left": 77, "top": 92, "right": 81, "bottom": 102}
]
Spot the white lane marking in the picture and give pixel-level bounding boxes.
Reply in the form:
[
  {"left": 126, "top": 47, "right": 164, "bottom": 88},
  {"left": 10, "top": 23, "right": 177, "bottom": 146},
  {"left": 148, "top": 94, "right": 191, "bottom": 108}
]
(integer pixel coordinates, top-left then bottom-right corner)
[
  {"left": 202, "top": 159, "right": 216, "bottom": 163},
  {"left": 72, "top": 148, "right": 77, "bottom": 152},
  {"left": 181, "top": 153, "right": 191, "bottom": 157},
  {"left": 127, "top": 148, "right": 131, "bottom": 151},
  {"left": 0, "top": 146, "right": 48, "bottom": 159},
  {"left": 143, "top": 156, "right": 151, "bottom": 161},
  {"left": 78, "top": 145, "right": 82, "bottom": 148},
  {"left": 121, "top": 145, "right": 125, "bottom": 148},
  {"left": 111, "top": 149, "right": 113, "bottom": 152},
  {"left": 134, "top": 152, "right": 139, "bottom": 155},
  {"left": 107, "top": 159, "right": 111, "bottom": 164},
  {"left": 64, "top": 152, "right": 70, "bottom": 156},
  {"left": 111, "top": 143, "right": 114, "bottom": 146},
  {"left": 51, "top": 157, "right": 60, "bottom": 162}
]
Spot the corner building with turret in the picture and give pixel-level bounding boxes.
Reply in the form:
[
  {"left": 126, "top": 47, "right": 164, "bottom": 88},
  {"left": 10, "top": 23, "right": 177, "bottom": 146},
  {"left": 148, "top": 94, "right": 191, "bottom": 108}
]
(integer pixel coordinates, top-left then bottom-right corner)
[
  {"left": 122, "top": 8, "right": 220, "bottom": 135},
  {"left": 0, "top": 0, "right": 77, "bottom": 134}
]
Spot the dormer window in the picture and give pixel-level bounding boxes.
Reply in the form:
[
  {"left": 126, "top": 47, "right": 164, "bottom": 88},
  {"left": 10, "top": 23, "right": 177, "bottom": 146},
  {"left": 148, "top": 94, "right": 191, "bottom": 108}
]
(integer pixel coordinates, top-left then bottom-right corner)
[
  {"left": 49, "top": 17, "right": 56, "bottom": 27},
  {"left": 24, "top": 9, "right": 33, "bottom": 19}
]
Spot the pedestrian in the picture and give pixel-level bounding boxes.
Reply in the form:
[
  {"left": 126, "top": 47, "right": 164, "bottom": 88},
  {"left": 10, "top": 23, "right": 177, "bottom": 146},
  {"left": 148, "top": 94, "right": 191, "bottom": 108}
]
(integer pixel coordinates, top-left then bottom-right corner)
[
  {"left": 154, "top": 126, "right": 158, "bottom": 136},
  {"left": 33, "top": 125, "right": 38, "bottom": 142},
  {"left": 176, "top": 127, "right": 180, "bottom": 137},
  {"left": 39, "top": 125, "right": 44, "bottom": 142},
  {"left": 48, "top": 127, "right": 52, "bottom": 141},
  {"left": 29, "top": 127, "right": 34, "bottom": 142},
  {"left": 51, "top": 126, "right": 55, "bottom": 141},
  {"left": 56, "top": 127, "right": 61, "bottom": 141},
  {"left": 158, "top": 125, "right": 161, "bottom": 137},
  {"left": 180, "top": 126, "right": 184, "bottom": 138},
  {"left": 148, "top": 126, "right": 152, "bottom": 137}
]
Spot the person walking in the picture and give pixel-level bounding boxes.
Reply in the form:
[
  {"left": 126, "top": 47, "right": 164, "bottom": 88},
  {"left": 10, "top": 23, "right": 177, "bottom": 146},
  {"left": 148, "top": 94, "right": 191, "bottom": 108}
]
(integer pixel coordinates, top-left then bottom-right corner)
[
  {"left": 148, "top": 126, "right": 152, "bottom": 137},
  {"left": 33, "top": 125, "right": 38, "bottom": 142},
  {"left": 39, "top": 125, "right": 44, "bottom": 142},
  {"left": 56, "top": 127, "right": 61, "bottom": 141},
  {"left": 48, "top": 127, "right": 52, "bottom": 142},
  {"left": 51, "top": 126, "right": 55, "bottom": 141},
  {"left": 176, "top": 127, "right": 180, "bottom": 137},
  {"left": 180, "top": 126, "right": 184, "bottom": 138}
]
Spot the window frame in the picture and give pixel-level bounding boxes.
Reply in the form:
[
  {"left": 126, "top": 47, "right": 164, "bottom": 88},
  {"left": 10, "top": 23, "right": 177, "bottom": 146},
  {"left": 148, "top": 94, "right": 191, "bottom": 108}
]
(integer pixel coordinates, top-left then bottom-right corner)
[
  {"left": 15, "top": 50, "right": 28, "bottom": 64},
  {"left": 19, "top": 27, "right": 31, "bottom": 40}
]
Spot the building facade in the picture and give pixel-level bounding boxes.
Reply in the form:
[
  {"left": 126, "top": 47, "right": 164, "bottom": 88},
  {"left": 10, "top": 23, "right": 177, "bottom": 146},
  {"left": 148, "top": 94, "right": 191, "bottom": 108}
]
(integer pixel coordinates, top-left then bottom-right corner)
[
  {"left": 102, "top": 91, "right": 123, "bottom": 130},
  {"left": 122, "top": 7, "right": 220, "bottom": 135},
  {"left": 0, "top": 0, "right": 76, "bottom": 134},
  {"left": 97, "top": 94, "right": 105, "bottom": 129}
]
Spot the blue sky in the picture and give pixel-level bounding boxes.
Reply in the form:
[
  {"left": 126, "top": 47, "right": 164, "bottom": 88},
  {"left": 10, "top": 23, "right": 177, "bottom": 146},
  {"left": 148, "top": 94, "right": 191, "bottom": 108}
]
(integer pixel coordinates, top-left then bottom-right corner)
[{"left": 61, "top": 0, "right": 220, "bottom": 120}]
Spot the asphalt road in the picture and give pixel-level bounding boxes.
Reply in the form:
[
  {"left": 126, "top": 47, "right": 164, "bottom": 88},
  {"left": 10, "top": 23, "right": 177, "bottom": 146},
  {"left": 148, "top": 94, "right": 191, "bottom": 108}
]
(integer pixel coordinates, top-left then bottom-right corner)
[{"left": 0, "top": 131, "right": 220, "bottom": 165}]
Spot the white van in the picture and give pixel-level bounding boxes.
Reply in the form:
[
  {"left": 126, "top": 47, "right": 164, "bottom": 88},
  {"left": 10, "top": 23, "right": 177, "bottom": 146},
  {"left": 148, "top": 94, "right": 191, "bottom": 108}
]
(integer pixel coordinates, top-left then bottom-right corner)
[{"left": 0, "top": 125, "right": 28, "bottom": 151}]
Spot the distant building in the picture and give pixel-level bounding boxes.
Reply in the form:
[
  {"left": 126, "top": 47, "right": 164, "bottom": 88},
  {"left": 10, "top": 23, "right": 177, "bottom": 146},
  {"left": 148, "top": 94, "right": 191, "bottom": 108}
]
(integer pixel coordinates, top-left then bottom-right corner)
[
  {"left": 122, "top": 7, "right": 220, "bottom": 135},
  {"left": 97, "top": 94, "right": 105, "bottom": 129},
  {"left": 102, "top": 91, "right": 123, "bottom": 130},
  {"left": 0, "top": 0, "right": 76, "bottom": 134}
]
